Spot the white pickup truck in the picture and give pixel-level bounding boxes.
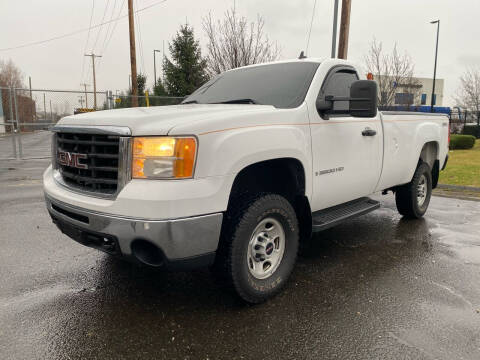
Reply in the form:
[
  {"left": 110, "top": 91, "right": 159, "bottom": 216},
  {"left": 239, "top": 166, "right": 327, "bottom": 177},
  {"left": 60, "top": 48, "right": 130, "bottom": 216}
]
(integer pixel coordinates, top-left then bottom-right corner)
[{"left": 44, "top": 58, "right": 449, "bottom": 303}]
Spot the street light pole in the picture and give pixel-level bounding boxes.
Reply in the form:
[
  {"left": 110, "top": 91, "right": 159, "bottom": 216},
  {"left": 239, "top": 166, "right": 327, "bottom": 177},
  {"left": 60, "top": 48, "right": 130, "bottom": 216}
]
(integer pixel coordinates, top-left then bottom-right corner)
[
  {"left": 430, "top": 20, "right": 440, "bottom": 113},
  {"left": 331, "top": 0, "right": 339, "bottom": 58},
  {"left": 153, "top": 49, "right": 161, "bottom": 88}
]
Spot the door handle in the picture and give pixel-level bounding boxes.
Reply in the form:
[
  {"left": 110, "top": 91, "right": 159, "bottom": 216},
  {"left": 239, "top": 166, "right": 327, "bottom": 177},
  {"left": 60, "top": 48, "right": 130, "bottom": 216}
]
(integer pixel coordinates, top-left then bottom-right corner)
[{"left": 362, "top": 128, "right": 377, "bottom": 136}]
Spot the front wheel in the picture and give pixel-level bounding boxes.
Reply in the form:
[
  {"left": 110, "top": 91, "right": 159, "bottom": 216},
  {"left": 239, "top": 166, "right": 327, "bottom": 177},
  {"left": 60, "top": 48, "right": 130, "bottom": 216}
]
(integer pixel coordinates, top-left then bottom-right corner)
[
  {"left": 395, "top": 162, "right": 433, "bottom": 219},
  {"left": 214, "top": 194, "right": 299, "bottom": 303}
]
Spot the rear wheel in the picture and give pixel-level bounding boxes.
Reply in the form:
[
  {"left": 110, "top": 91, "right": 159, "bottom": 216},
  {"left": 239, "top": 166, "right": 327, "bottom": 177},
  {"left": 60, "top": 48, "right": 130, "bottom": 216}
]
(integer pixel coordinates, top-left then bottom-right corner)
[
  {"left": 214, "top": 194, "right": 299, "bottom": 303},
  {"left": 395, "top": 162, "right": 432, "bottom": 219}
]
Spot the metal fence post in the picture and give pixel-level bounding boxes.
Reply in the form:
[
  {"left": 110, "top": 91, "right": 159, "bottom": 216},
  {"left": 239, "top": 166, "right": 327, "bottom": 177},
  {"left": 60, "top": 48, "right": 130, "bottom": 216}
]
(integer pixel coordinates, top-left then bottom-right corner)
[
  {"left": 106, "top": 91, "right": 112, "bottom": 110},
  {"left": 8, "top": 88, "right": 17, "bottom": 159},
  {"left": 13, "top": 88, "right": 23, "bottom": 159}
]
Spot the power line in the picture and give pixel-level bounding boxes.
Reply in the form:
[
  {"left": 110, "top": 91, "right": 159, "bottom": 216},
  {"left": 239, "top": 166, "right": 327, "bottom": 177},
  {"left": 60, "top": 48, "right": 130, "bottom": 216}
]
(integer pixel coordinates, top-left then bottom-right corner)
[
  {"left": 95, "top": 0, "right": 119, "bottom": 73},
  {"left": 306, "top": 0, "right": 317, "bottom": 55},
  {"left": 101, "top": 0, "right": 126, "bottom": 56},
  {"left": 92, "top": 0, "right": 111, "bottom": 52},
  {"left": 100, "top": 0, "right": 118, "bottom": 55},
  {"left": 0, "top": 0, "right": 169, "bottom": 52}
]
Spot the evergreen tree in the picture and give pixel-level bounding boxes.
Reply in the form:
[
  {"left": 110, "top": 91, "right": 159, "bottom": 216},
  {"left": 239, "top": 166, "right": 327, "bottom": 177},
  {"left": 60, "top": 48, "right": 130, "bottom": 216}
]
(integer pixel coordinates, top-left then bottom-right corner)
[
  {"left": 163, "top": 25, "right": 208, "bottom": 97},
  {"left": 153, "top": 78, "right": 168, "bottom": 96},
  {"left": 136, "top": 73, "right": 147, "bottom": 96},
  {"left": 127, "top": 73, "right": 148, "bottom": 107}
]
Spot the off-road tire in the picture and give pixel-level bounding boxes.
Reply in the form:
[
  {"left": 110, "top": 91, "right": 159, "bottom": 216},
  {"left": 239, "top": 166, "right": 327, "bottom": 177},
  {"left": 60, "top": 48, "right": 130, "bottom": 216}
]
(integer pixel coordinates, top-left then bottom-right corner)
[
  {"left": 395, "top": 162, "right": 432, "bottom": 219},
  {"left": 213, "top": 193, "right": 299, "bottom": 304}
]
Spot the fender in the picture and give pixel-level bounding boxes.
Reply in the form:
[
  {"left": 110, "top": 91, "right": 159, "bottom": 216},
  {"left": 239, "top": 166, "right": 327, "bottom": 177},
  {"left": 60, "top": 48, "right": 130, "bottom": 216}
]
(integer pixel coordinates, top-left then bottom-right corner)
[
  {"left": 169, "top": 104, "right": 314, "bottom": 201},
  {"left": 405, "top": 121, "right": 442, "bottom": 181}
]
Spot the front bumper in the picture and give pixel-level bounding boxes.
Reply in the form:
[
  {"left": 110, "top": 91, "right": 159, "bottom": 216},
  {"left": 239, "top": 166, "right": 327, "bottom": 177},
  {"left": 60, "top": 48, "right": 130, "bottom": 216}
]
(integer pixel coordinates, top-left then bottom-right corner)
[{"left": 46, "top": 195, "right": 223, "bottom": 270}]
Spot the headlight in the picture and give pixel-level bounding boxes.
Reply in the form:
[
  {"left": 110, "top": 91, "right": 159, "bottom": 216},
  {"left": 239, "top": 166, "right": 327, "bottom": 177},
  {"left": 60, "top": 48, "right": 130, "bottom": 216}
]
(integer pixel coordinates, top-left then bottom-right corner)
[{"left": 132, "top": 137, "right": 197, "bottom": 179}]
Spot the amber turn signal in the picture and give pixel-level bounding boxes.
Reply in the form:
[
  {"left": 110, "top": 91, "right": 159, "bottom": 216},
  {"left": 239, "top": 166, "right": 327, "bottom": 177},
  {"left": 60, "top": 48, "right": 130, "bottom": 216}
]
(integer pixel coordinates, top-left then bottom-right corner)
[{"left": 132, "top": 137, "right": 197, "bottom": 179}]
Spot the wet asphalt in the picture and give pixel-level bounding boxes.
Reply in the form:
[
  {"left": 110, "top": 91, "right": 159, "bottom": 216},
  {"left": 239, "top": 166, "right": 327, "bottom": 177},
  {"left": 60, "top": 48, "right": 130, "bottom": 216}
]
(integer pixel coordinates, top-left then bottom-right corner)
[{"left": 1, "top": 158, "right": 480, "bottom": 360}]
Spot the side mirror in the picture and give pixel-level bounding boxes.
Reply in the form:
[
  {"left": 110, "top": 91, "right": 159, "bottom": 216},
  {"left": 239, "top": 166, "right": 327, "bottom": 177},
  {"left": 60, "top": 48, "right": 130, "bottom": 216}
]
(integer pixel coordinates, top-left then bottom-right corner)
[
  {"left": 349, "top": 80, "right": 378, "bottom": 118},
  {"left": 316, "top": 97, "right": 333, "bottom": 113}
]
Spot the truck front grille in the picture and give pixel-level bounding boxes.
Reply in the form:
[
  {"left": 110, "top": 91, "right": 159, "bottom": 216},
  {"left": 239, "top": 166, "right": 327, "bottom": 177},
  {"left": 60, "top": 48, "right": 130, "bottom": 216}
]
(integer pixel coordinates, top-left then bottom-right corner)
[{"left": 56, "top": 132, "right": 120, "bottom": 195}]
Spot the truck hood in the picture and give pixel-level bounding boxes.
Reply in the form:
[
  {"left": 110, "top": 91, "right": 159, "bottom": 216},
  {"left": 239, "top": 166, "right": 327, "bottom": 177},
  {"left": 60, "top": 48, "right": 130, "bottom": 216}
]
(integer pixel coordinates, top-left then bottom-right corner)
[{"left": 57, "top": 104, "right": 276, "bottom": 136}]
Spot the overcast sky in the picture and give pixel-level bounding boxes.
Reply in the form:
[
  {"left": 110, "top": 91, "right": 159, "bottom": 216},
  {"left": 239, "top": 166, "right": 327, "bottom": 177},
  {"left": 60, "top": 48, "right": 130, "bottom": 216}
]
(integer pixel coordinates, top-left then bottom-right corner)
[{"left": 1, "top": 0, "right": 479, "bottom": 106}]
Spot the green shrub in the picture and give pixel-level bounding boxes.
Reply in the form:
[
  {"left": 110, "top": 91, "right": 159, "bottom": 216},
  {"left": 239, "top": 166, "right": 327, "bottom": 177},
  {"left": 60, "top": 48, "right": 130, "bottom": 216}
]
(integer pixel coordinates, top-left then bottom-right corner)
[
  {"left": 463, "top": 125, "right": 480, "bottom": 138},
  {"left": 450, "top": 134, "right": 476, "bottom": 150}
]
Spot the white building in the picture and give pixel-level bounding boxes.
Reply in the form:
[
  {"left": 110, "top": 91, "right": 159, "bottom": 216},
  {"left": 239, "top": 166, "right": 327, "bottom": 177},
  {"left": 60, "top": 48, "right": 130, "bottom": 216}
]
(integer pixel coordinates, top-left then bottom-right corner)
[{"left": 374, "top": 76, "right": 445, "bottom": 107}]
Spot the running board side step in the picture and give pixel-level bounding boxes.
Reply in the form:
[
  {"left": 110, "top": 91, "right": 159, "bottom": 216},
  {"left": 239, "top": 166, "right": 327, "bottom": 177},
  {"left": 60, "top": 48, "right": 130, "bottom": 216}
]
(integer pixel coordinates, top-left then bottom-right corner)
[{"left": 312, "top": 197, "right": 380, "bottom": 232}]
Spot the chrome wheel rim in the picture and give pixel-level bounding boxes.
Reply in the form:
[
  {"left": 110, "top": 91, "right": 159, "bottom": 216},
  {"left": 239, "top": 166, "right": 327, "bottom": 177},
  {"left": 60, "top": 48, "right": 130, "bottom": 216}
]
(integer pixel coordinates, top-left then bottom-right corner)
[
  {"left": 247, "top": 217, "right": 286, "bottom": 280},
  {"left": 417, "top": 174, "right": 427, "bottom": 207}
]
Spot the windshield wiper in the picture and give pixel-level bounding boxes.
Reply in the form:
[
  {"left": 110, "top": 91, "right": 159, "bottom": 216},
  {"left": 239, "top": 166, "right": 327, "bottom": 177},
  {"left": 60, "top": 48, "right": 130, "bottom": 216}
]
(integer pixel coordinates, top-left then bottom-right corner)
[
  {"left": 181, "top": 100, "right": 198, "bottom": 104},
  {"left": 213, "top": 98, "right": 260, "bottom": 105}
]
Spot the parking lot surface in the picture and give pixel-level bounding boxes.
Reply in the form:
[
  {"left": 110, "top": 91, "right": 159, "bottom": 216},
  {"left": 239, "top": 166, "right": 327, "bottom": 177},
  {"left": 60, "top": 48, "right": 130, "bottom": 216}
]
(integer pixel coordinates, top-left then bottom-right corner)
[{"left": 1, "top": 161, "right": 480, "bottom": 359}]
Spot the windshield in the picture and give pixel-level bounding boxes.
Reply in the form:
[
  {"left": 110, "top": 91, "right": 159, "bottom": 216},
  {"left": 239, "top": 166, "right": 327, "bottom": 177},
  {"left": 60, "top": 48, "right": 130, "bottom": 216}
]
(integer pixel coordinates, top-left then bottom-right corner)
[{"left": 182, "top": 62, "right": 320, "bottom": 109}]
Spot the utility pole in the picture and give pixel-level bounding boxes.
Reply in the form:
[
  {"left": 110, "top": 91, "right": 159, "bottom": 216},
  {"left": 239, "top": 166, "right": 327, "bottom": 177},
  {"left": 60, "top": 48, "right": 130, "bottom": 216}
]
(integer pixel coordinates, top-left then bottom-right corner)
[
  {"left": 43, "top": 93, "right": 47, "bottom": 121},
  {"left": 80, "top": 83, "right": 89, "bottom": 108},
  {"left": 153, "top": 49, "right": 161, "bottom": 88},
  {"left": 128, "top": 0, "right": 138, "bottom": 107},
  {"left": 29, "top": 76, "right": 36, "bottom": 121},
  {"left": 430, "top": 20, "right": 440, "bottom": 113},
  {"left": 84, "top": 54, "right": 102, "bottom": 109},
  {"left": 78, "top": 96, "right": 85, "bottom": 107},
  {"left": 162, "top": 40, "right": 166, "bottom": 85},
  {"left": 337, "top": 0, "right": 352, "bottom": 59},
  {"left": 331, "top": 0, "right": 339, "bottom": 58}
]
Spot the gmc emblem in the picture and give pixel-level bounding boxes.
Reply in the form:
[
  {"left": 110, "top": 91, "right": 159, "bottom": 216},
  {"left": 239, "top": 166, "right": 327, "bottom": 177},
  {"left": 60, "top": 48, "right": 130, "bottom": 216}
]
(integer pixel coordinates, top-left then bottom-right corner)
[{"left": 58, "top": 151, "right": 88, "bottom": 169}]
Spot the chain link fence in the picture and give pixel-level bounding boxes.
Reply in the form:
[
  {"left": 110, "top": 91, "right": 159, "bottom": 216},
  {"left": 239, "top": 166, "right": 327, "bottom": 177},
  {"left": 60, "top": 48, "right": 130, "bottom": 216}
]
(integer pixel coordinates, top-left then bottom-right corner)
[
  {"left": 0, "top": 87, "right": 184, "bottom": 160},
  {"left": 449, "top": 108, "right": 480, "bottom": 135},
  {"left": 112, "top": 93, "right": 184, "bottom": 108},
  {"left": 1, "top": 87, "right": 20, "bottom": 159},
  {"left": 2, "top": 87, "right": 479, "bottom": 160}
]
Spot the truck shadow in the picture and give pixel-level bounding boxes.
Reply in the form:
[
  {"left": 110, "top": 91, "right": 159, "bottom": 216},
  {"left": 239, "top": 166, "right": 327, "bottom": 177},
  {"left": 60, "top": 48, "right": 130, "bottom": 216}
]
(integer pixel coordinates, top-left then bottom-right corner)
[
  {"left": 49, "top": 209, "right": 437, "bottom": 359},
  {"left": 94, "top": 210, "right": 433, "bottom": 308}
]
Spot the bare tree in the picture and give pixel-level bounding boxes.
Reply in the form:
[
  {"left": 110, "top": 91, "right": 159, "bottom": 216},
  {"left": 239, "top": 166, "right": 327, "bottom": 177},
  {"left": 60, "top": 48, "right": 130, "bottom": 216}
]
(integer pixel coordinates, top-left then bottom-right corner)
[
  {"left": 203, "top": 9, "right": 280, "bottom": 76},
  {"left": 0, "top": 59, "right": 25, "bottom": 88},
  {"left": 365, "top": 39, "right": 420, "bottom": 107},
  {"left": 455, "top": 68, "right": 480, "bottom": 125}
]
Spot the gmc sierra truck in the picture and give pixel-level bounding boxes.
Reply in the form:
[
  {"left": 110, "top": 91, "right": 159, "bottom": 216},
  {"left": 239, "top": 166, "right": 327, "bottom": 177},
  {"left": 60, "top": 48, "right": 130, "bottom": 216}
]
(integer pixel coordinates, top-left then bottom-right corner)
[{"left": 44, "top": 58, "right": 449, "bottom": 303}]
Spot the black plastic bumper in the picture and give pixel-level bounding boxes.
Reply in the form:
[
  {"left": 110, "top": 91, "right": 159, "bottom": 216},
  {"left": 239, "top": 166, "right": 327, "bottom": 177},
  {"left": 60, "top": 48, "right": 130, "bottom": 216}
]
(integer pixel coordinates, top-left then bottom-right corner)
[{"left": 49, "top": 209, "right": 217, "bottom": 272}]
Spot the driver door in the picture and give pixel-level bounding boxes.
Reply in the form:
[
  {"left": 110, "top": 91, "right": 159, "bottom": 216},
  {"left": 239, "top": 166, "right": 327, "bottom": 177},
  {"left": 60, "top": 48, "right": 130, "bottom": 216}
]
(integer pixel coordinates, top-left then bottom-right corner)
[{"left": 309, "top": 67, "right": 382, "bottom": 211}]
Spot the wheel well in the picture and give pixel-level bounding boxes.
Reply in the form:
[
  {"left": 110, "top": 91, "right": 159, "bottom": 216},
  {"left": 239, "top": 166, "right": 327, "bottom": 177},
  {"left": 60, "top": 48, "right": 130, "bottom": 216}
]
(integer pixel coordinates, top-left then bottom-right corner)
[
  {"left": 420, "top": 141, "right": 438, "bottom": 170},
  {"left": 228, "top": 158, "right": 312, "bottom": 242},
  {"left": 229, "top": 158, "right": 305, "bottom": 201},
  {"left": 419, "top": 142, "right": 439, "bottom": 189}
]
